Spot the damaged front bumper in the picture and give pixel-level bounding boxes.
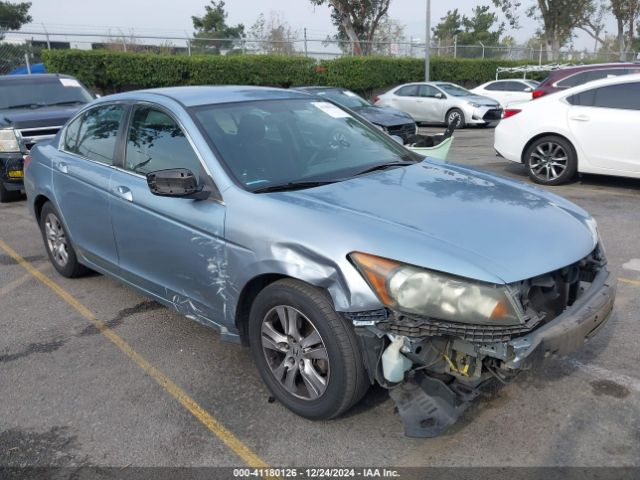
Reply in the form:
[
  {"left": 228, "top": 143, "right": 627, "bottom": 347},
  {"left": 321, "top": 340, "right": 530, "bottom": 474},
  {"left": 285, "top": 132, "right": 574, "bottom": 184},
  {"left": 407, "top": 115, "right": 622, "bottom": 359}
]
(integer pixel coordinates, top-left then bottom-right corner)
[{"left": 348, "top": 266, "right": 616, "bottom": 438}]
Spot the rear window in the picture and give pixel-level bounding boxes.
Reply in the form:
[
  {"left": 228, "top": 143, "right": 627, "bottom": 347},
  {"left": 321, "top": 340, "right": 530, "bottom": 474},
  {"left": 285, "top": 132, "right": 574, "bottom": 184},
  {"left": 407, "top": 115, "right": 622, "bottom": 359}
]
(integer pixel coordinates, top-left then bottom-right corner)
[
  {"left": 0, "top": 77, "right": 93, "bottom": 110},
  {"left": 556, "top": 68, "right": 630, "bottom": 89}
]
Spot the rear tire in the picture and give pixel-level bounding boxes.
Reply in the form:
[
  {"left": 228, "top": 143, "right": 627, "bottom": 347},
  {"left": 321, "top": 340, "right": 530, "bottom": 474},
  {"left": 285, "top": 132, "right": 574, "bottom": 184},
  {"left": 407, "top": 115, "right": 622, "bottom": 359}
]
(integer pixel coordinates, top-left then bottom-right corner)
[
  {"left": 446, "top": 108, "right": 466, "bottom": 129},
  {"left": 248, "top": 279, "right": 369, "bottom": 420},
  {"left": 39, "top": 202, "right": 89, "bottom": 278},
  {"left": 524, "top": 135, "right": 577, "bottom": 186},
  {"left": 0, "top": 181, "right": 22, "bottom": 203}
]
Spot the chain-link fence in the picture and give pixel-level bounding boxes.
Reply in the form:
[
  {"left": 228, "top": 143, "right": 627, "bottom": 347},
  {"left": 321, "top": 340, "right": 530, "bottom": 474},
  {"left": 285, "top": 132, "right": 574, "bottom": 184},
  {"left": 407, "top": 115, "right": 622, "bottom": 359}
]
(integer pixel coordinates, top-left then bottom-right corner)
[{"left": 2, "top": 28, "right": 638, "bottom": 73}]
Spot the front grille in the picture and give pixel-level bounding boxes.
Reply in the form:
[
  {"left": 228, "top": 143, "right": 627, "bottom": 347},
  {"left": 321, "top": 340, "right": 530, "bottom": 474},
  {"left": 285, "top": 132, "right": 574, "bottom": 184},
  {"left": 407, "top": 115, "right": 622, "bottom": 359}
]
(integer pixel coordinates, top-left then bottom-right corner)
[
  {"left": 386, "top": 123, "right": 416, "bottom": 139},
  {"left": 18, "top": 126, "right": 62, "bottom": 151},
  {"left": 482, "top": 109, "right": 503, "bottom": 121}
]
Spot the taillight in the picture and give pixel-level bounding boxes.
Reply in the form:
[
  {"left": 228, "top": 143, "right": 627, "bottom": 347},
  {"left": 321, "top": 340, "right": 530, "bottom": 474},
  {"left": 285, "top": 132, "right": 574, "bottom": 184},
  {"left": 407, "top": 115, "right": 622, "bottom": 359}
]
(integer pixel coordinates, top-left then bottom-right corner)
[
  {"left": 372, "top": 95, "right": 380, "bottom": 103},
  {"left": 23, "top": 154, "right": 32, "bottom": 170},
  {"left": 532, "top": 89, "right": 545, "bottom": 99},
  {"left": 502, "top": 109, "right": 522, "bottom": 119}
]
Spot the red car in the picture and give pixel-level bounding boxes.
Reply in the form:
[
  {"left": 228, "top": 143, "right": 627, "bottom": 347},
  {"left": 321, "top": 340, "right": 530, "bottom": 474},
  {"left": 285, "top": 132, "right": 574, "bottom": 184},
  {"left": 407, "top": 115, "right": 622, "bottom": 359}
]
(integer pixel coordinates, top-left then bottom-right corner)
[{"left": 532, "top": 62, "right": 640, "bottom": 99}]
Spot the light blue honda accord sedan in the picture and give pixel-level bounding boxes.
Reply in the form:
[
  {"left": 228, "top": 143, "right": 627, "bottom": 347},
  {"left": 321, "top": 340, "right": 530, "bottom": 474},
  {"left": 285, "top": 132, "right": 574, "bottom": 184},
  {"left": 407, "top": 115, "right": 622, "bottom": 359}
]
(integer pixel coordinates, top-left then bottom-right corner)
[{"left": 24, "top": 86, "right": 616, "bottom": 437}]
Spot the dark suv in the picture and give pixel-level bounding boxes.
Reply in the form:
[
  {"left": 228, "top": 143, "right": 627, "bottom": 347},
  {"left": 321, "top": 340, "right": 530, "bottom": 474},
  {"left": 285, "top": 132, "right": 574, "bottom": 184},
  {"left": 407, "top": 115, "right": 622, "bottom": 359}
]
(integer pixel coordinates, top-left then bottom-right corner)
[
  {"left": 0, "top": 74, "right": 93, "bottom": 202},
  {"left": 532, "top": 62, "right": 640, "bottom": 99}
]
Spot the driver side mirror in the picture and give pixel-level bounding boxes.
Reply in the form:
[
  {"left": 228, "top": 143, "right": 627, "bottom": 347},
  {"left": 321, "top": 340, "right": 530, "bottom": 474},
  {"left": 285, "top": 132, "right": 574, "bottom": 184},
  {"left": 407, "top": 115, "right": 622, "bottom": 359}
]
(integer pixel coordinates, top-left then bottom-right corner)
[
  {"left": 434, "top": 92, "right": 445, "bottom": 99},
  {"left": 524, "top": 87, "right": 533, "bottom": 93},
  {"left": 146, "top": 168, "right": 210, "bottom": 200}
]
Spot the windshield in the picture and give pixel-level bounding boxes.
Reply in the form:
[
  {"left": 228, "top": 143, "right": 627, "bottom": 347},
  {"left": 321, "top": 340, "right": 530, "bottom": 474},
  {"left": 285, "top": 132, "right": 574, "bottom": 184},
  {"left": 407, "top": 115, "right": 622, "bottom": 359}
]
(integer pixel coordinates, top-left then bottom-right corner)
[
  {"left": 0, "top": 77, "right": 93, "bottom": 110},
  {"left": 436, "top": 83, "right": 473, "bottom": 97},
  {"left": 191, "top": 98, "right": 418, "bottom": 192},
  {"left": 310, "top": 89, "right": 371, "bottom": 109}
]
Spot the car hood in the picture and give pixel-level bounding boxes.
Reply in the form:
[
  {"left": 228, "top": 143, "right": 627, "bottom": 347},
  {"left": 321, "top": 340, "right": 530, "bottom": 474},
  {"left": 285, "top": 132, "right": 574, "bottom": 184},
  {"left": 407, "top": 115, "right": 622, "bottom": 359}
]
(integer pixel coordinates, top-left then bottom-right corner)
[
  {"left": 272, "top": 160, "right": 596, "bottom": 284},
  {"left": 0, "top": 105, "right": 85, "bottom": 129},
  {"left": 461, "top": 95, "right": 500, "bottom": 107},
  {"left": 351, "top": 106, "right": 414, "bottom": 127}
]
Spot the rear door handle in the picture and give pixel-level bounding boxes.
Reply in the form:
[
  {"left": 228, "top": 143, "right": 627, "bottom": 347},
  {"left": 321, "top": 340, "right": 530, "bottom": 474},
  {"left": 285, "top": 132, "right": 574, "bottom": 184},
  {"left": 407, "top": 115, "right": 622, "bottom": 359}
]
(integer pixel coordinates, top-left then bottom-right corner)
[
  {"left": 55, "top": 161, "right": 68, "bottom": 174},
  {"left": 570, "top": 115, "right": 590, "bottom": 122},
  {"left": 114, "top": 185, "right": 133, "bottom": 202}
]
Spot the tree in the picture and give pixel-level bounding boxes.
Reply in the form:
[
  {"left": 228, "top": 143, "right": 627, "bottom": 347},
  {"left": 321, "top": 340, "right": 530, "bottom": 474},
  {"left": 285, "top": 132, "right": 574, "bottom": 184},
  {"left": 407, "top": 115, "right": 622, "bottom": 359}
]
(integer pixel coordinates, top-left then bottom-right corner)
[
  {"left": 192, "top": 1, "right": 245, "bottom": 54},
  {"left": 248, "top": 12, "right": 297, "bottom": 55},
  {"left": 309, "top": 0, "right": 391, "bottom": 55},
  {"left": 372, "top": 15, "right": 406, "bottom": 55},
  {"left": 610, "top": 0, "right": 640, "bottom": 59},
  {"left": 0, "top": 1, "right": 32, "bottom": 39},
  {"left": 432, "top": 9, "right": 463, "bottom": 45},
  {"left": 458, "top": 5, "right": 505, "bottom": 45},
  {"left": 492, "top": 0, "right": 597, "bottom": 60}
]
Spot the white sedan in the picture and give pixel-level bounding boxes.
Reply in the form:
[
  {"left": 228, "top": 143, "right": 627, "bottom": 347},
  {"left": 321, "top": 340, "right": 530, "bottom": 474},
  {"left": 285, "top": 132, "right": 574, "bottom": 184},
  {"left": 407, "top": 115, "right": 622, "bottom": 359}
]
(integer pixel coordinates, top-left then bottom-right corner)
[
  {"left": 494, "top": 74, "right": 640, "bottom": 185},
  {"left": 471, "top": 79, "right": 539, "bottom": 107}
]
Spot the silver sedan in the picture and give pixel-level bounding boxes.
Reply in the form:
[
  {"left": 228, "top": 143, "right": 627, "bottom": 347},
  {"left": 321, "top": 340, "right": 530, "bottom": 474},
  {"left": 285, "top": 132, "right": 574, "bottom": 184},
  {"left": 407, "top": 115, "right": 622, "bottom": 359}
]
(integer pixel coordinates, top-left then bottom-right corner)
[{"left": 375, "top": 81, "right": 503, "bottom": 128}]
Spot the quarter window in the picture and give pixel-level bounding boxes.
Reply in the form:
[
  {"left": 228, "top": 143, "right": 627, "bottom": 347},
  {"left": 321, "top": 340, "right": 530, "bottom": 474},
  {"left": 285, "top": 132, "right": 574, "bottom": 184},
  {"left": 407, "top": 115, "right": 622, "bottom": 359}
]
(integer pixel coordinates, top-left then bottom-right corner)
[
  {"left": 125, "top": 106, "right": 202, "bottom": 176},
  {"left": 65, "top": 104, "right": 124, "bottom": 165}
]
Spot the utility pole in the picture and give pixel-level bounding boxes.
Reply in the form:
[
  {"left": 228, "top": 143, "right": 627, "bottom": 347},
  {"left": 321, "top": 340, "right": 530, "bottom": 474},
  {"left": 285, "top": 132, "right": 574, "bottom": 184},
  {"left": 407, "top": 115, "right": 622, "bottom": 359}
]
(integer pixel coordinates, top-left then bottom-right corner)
[
  {"left": 304, "top": 27, "right": 308, "bottom": 57},
  {"left": 425, "top": 0, "right": 431, "bottom": 81}
]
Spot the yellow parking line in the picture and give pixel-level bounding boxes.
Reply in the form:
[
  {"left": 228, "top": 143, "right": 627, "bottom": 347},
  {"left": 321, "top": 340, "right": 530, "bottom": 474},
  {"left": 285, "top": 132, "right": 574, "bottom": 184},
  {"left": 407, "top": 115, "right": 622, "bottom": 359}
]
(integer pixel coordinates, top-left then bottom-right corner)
[
  {"left": 0, "top": 263, "right": 51, "bottom": 298},
  {"left": 0, "top": 238, "right": 269, "bottom": 469},
  {"left": 619, "top": 277, "right": 640, "bottom": 287}
]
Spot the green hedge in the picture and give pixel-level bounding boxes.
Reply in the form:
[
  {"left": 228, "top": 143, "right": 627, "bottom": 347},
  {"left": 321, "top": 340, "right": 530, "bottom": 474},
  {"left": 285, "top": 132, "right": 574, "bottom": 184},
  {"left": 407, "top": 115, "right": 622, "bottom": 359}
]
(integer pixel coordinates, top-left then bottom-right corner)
[
  {"left": 43, "top": 49, "right": 538, "bottom": 95},
  {"left": 42, "top": 50, "right": 317, "bottom": 93},
  {"left": 317, "top": 56, "right": 538, "bottom": 91}
]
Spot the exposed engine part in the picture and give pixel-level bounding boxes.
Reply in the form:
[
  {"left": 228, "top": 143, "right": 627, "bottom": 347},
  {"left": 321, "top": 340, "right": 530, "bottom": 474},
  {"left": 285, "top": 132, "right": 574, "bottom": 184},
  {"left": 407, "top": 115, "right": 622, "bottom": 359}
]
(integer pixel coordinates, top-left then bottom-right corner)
[{"left": 389, "top": 371, "right": 479, "bottom": 438}]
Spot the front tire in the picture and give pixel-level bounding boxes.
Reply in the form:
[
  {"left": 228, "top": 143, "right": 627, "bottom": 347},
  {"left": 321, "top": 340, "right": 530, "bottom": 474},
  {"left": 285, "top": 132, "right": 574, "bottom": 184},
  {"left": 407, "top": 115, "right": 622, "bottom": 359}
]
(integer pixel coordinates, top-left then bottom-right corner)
[
  {"left": 39, "top": 202, "right": 88, "bottom": 278},
  {"left": 248, "top": 279, "right": 369, "bottom": 420},
  {"left": 446, "top": 108, "right": 466, "bottom": 129},
  {"left": 524, "top": 135, "right": 577, "bottom": 186}
]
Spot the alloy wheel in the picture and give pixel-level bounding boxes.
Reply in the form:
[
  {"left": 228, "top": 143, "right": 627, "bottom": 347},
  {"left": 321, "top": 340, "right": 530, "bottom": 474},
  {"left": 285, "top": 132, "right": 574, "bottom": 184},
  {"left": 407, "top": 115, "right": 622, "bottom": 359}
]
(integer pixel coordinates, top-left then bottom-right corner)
[
  {"left": 529, "top": 141, "right": 568, "bottom": 182},
  {"left": 260, "top": 305, "right": 330, "bottom": 400},
  {"left": 45, "top": 213, "right": 69, "bottom": 267},
  {"left": 448, "top": 111, "right": 462, "bottom": 127}
]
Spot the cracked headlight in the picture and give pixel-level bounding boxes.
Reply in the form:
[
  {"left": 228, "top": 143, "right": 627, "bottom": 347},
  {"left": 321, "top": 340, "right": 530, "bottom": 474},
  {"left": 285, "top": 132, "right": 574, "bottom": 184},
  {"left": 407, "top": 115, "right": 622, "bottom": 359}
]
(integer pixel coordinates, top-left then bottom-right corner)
[
  {"left": 0, "top": 128, "right": 20, "bottom": 153},
  {"left": 350, "top": 252, "right": 524, "bottom": 326}
]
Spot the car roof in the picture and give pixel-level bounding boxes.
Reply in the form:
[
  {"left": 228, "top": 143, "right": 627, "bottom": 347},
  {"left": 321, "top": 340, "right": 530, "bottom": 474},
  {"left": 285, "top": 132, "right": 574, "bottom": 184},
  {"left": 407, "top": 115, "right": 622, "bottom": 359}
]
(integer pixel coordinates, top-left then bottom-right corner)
[
  {"left": 295, "top": 86, "right": 343, "bottom": 92},
  {"left": 105, "top": 86, "right": 311, "bottom": 107},
  {"left": 0, "top": 73, "right": 77, "bottom": 82}
]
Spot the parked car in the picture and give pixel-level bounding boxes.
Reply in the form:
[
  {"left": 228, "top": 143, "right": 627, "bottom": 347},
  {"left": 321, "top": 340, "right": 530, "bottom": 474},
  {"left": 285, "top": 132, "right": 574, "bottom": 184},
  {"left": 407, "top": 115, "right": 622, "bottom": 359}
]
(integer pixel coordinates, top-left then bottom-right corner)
[
  {"left": 295, "top": 86, "right": 417, "bottom": 142},
  {"left": 25, "top": 86, "right": 615, "bottom": 437},
  {"left": 471, "top": 79, "right": 540, "bottom": 106},
  {"left": 375, "top": 82, "right": 502, "bottom": 128},
  {"left": 495, "top": 74, "right": 640, "bottom": 185},
  {"left": 0, "top": 73, "right": 93, "bottom": 202},
  {"left": 532, "top": 62, "right": 640, "bottom": 99}
]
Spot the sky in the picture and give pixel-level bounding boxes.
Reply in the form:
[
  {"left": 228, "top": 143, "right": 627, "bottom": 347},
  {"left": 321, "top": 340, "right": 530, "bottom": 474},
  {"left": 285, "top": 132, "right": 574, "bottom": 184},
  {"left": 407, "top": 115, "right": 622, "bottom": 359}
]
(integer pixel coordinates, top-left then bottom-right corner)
[{"left": 19, "top": 0, "right": 611, "bottom": 51}]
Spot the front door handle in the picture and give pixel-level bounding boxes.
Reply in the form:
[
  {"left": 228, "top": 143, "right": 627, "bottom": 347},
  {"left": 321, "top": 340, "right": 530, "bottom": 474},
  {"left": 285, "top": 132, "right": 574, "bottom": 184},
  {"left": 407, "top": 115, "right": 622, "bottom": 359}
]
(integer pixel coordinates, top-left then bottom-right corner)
[
  {"left": 114, "top": 185, "right": 133, "bottom": 202},
  {"left": 55, "top": 161, "right": 68, "bottom": 174},
  {"left": 570, "top": 115, "right": 590, "bottom": 122}
]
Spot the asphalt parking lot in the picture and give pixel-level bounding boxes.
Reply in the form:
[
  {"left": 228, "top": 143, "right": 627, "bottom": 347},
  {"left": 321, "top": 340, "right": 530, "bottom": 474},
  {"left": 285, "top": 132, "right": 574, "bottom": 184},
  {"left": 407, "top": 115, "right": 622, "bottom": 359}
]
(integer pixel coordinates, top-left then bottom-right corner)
[{"left": 1, "top": 126, "right": 639, "bottom": 472}]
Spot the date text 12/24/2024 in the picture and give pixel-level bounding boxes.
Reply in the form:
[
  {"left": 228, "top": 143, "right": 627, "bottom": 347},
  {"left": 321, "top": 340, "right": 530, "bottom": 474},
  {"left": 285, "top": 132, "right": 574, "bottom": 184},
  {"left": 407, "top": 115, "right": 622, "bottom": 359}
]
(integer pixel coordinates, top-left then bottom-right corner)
[{"left": 233, "top": 468, "right": 401, "bottom": 478}]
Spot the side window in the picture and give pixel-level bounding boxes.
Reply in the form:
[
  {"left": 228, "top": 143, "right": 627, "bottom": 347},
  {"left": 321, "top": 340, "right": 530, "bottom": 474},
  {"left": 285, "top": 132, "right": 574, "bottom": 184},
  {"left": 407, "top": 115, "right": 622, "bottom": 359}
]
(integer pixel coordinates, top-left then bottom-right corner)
[
  {"left": 558, "top": 69, "right": 625, "bottom": 88},
  {"left": 485, "top": 82, "right": 504, "bottom": 91},
  {"left": 395, "top": 85, "right": 419, "bottom": 97},
  {"left": 66, "top": 105, "right": 124, "bottom": 165},
  {"left": 567, "top": 89, "right": 596, "bottom": 106},
  {"left": 125, "top": 106, "right": 202, "bottom": 176},
  {"left": 418, "top": 85, "right": 440, "bottom": 97},
  {"left": 592, "top": 83, "right": 640, "bottom": 110},
  {"left": 504, "top": 81, "right": 529, "bottom": 92}
]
